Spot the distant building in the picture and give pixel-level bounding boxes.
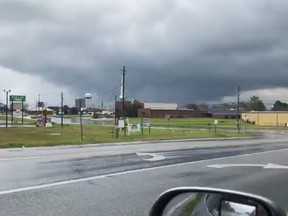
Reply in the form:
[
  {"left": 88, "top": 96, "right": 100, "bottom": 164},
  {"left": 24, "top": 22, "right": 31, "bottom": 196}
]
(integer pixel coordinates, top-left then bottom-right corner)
[
  {"left": 138, "top": 102, "right": 210, "bottom": 118},
  {"left": 10, "top": 103, "right": 23, "bottom": 111},
  {"left": 143, "top": 103, "right": 178, "bottom": 110},
  {"left": 242, "top": 111, "right": 288, "bottom": 126},
  {"left": 115, "top": 100, "right": 211, "bottom": 118},
  {"left": 75, "top": 98, "right": 86, "bottom": 110},
  {"left": 138, "top": 108, "right": 210, "bottom": 118},
  {"left": 209, "top": 110, "right": 240, "bottom": 119},
  {"left": 115, "top": 100, "right": 144, "bottom": 117},
  {"left": 26, "top": 107, "right": 55, "bottom": 116},
  {"left": 47, "top": 106, "right": 60, "bottom": 114},
  {"left": 0, "top": 103, "right": 5, "bottom": 113}
]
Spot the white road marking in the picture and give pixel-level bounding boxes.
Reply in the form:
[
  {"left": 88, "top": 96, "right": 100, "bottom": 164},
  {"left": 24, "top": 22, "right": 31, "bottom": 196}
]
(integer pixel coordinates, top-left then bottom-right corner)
[
  {"left": 1, "top": 148, "right": 288, "bottom": 195},
  {"left": 207, "top": 163, "right": 288, "bottom": 169},
  {"left": 135, "top": 152, "right": 165, "bottom": 161},
  {"left": 166, "top": 194, "right": 196, "bottom": 216}
]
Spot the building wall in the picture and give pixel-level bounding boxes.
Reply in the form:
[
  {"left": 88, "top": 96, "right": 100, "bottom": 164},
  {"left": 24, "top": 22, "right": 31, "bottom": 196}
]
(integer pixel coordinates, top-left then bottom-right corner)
[
  {"left": 115, "top": 101, "right": 144, "bottom": 117},
  {"left": 138, "top": 108, "right": 209, "bottom": 118},
  {"left": 242, "top": 112, "right": 288, "bottom": 126},
  {"left": 0, "top": 103, "right": 6, "bottom": 113},
  {"left": 75, "top": 98, "right": 86, "bottom": 110}
]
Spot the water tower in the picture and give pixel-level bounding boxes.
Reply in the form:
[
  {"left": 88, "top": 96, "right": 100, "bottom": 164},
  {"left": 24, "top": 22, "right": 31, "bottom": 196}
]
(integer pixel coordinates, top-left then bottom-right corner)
[{"left": 85, "top": 93, "right": 92, "bottom": 110}]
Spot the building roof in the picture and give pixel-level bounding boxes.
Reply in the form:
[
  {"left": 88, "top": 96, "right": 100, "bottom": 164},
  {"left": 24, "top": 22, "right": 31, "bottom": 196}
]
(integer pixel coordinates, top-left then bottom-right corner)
[
  {"left": 209, "top": 110, "right": 239, "bottom": 115},
  {"left": 144, "top": 103, "right": 178, "bottom": 110},
  {"left": 28, "top": 107, "right": 55, "bottom": 112}
]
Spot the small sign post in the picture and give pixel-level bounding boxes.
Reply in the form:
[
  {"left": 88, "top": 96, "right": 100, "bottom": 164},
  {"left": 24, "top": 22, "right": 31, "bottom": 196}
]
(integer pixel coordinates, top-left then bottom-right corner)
[
  {"left": 214, "top": 119, "right": 218, "bottom": 133},
  {"left": 141, "top": 117, "right": 144, "bottom": 135},
  {"left": 118, "top": 119, "right": 125, "bottom": 128},
  {"left": 127, "top": 124, "right": 141, "bottom": 136},
  {"left": 141, "top": 118, "right": 151, "bottom": 135}
]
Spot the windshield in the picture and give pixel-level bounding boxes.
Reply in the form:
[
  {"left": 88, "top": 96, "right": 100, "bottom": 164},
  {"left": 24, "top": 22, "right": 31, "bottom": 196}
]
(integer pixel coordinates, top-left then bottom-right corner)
[{"left": 0, "top": 0, "right": 287, "bottom": 216}]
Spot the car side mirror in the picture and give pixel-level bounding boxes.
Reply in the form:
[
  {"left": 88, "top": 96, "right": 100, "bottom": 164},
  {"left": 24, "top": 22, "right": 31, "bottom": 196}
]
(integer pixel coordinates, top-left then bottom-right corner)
[{"left": 149, "top": 187, "right": 286, "bottom": 216}]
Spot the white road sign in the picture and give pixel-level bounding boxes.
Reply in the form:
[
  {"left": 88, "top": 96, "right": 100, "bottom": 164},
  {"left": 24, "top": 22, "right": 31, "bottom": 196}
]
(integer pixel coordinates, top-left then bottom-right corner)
[
  {"left": 142, "top": 118, "right": 151, "bottom": 127},
  {"left": 128, "top": 124, "right": 141, "bottom": 132},
  {"left": 118, "top": 119, "right": 125, "bottom": 128}
]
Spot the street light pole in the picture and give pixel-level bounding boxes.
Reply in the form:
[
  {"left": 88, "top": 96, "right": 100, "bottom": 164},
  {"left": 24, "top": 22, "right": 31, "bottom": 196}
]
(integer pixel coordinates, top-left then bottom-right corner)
[{"left": 3, "top": 90, "right": 11, "bottom": 128}]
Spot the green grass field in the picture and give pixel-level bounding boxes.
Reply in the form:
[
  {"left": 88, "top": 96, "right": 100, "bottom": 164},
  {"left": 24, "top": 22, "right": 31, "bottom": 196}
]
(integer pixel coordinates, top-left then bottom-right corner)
[
  {"left": 128, "top": 117, "right": 246, "bottom": 128},
  {"left": 0, "top": 124, "right": 249, "bottom": 148}
]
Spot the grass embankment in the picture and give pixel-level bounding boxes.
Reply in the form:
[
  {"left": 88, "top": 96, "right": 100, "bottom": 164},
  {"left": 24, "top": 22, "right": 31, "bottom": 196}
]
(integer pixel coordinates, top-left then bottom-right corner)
[
  {"left": 0, "top": 124, "right": 249, "bottom": 148},
  {"left": 0, "top": 115, "right": 36, "bottom": 125}
]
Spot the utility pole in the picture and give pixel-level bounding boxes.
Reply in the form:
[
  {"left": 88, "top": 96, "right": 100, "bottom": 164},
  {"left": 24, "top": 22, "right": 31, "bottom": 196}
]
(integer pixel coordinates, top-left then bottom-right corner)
[
  {"left": 121, "top": 66, "right": 126, "bottom": 136},
  {"left": 21, "top": 99, "right": 24, "bottom": 125},
  {"left": 3, "top": 90, "right": 11, "bottom": 128},
  {"left": 79, "top": 100, "right": 84, "bottom": 141},
  {"left": 101, "top": 99, "right": 104, "bottom": 110},
  {"left": 61, "top": 92, "right": 64, "bottom": 128},
  {"left": 11, "top": 100, "right": 13, "bottom": 125},
  {"left": 38, "top": 94, "right": 40, "bottom": 113},
  {"left": 237, "top": 85, "right": 240, "bottom": 134},
  {"left": 114, "top": 95, "right": 117, "bottom": 124}
]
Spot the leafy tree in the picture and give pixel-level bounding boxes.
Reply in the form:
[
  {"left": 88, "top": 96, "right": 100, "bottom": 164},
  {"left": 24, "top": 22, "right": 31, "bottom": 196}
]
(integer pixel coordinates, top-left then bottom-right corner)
[
  {"left": 210, "top": 103, "right": 236, "bottom": 110},
  {"left": 70, "top": 107, "right": 78, "bottom": 115},
  {"left": 247, "top": 96, "right": 266, "bottom": 111},
  {"left": 198, "top": 103, "right": 209, "bottom": 111},
  {"left": 63, "top": 105, "right": 69, "bottom": 115},
  {"left": 239, "top": 102, "right": 250, "bottom": 111},
  {"left": 272, "top": 100, "right": 288, "bottom": 111},
  {"left": 185, "top": 103, "right": 199, "bottom": 110}
]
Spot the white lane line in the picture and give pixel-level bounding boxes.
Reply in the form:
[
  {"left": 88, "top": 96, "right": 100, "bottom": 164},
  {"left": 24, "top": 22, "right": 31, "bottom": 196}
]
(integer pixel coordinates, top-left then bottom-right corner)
[
  {"left": 166, "top": 194, "right": 196, "bottom": 216},
  {"left": 1, "top": 147, "right": 288, "bottom": 195},
  {"left": 207, "top": 163, "right": 288, "bottom": 169},
  {"left": 0, "top": 151, "right": 103, "bottom": 162}
]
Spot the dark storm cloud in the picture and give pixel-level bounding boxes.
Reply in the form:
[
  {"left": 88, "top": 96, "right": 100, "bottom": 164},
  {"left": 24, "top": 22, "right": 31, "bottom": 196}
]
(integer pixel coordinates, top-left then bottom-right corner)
[{"left": 0, "top": 0, "right": 288, "bottom": 103}]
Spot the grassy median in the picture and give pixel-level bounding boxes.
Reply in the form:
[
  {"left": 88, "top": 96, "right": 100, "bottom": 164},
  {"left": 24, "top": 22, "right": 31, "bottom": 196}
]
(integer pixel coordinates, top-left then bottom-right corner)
[
  {"left": 129, "top": 117, "right": 247, "bottom": 128},
  {"left": 0, "top": 124, "right": 249, "bottom": 148}
]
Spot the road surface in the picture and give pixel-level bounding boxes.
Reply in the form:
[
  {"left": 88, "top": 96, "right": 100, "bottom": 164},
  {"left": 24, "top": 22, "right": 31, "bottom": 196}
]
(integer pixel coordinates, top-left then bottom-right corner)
[{"left": 1, "top": 131, "right": 288, "bottom": 215}]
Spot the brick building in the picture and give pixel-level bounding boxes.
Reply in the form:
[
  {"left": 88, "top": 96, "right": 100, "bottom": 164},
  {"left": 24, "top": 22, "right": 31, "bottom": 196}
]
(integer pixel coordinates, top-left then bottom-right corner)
[
  {"left": 115, "top": 100, "right": 211, "bottom": 118},
  {"left": 115, "top": 100, "right": 144, "bottom": 117},
  {"left": 138, "top": 102, "right": 210, "bottom": 118},
  {"left": 138, "top": 108, "right": 210, "bottom": 118}
]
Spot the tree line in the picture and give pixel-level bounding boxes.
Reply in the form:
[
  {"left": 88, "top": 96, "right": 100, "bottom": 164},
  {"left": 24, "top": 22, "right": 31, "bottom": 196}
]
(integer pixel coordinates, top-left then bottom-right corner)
[{"left": 185, "top": 96, "right": 288, "bottom": 112}]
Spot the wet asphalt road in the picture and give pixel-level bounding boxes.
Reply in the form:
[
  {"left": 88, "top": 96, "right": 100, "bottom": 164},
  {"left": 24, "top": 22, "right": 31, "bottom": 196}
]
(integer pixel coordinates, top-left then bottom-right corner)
[{"left": 1, "top": 132, "right": 288, "bottom": 215}]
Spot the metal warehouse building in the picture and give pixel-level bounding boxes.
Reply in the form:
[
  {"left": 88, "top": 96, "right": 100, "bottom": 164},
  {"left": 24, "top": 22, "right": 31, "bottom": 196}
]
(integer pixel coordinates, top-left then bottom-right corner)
[{"left": 242, "top": 111, "right": 288, "bottom": 126}]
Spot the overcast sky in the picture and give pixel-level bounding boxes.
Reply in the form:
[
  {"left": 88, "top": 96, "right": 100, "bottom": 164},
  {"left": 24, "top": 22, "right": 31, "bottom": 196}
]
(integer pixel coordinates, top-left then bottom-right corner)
[{"left": 0, "top": 0, "right": 287, "bottom": 107}]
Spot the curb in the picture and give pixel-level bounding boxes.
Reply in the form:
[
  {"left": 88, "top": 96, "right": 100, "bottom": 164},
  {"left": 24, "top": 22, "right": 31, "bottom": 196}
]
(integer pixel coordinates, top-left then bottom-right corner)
[{"left": 7, "top": 136, "right": 256, "bottom": 151}]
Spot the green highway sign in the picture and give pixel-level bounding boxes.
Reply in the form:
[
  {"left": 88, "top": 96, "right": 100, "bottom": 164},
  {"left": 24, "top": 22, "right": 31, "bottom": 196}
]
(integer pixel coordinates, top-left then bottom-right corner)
[{"left": 9, "top": 95, "right": 26, "bottom": 102}]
